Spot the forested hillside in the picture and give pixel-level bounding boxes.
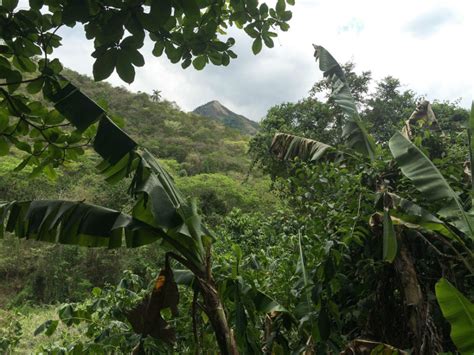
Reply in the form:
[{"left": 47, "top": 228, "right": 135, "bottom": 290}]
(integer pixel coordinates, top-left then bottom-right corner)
[{"left": 64, "top": 69, "right": 252, "bottom": 175}]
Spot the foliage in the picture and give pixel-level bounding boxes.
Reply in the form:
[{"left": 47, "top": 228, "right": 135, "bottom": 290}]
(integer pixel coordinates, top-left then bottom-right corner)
[
  {"left": 261, "top": 46, "right": 474, "bottom": 353},
  {"left": 0, "top": 312, "right": 22, "bottom": 353},
  {"left": 313, "top": 45, "right": 376, "bottom": 159},
  {"left": 435, "top": 278, "right": 474, "bottom": 354}
]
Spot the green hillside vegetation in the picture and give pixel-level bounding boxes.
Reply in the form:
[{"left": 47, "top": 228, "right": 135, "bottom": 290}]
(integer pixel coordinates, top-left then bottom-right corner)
[
  {"left": 193, "top": 100, "right": 260, "bottom": 135},
  {"left": 65, "top": 70, "right": 252, "bottom": 176}
]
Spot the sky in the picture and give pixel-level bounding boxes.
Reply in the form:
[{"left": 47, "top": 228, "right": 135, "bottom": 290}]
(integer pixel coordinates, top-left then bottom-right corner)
[{"left": 52, "top": 0, "right": 473, "bottom": 122}]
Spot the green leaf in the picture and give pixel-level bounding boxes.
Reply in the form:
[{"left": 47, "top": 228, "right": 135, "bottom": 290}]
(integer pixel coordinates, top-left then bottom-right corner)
[
  {"left": 150, "top": 0, "right": 172, "bottom": 25},
  {"left": 179, "top": 0, "right": 200, "bottom": 22},
  {"left": 252, "top": 37, "right": 262, "bottom": 55},
  {"left": 378, "top": 192, "right": 460, "bottom": 242},
  {"left": 382, "top": 208, "right": 397, "bottom": 262},
  {"left": 34, "top": 320, "right": 58, "bottom": 336},
  {"left": 93, "top": 116, "right": 137, "bottom": 164},
  {"left": 276, "top": 0, "right": 286, "bottom": 15},
  {"left": 389, "top": 131, "right": 474, "bottom": 239},
  {"left": 53, "top": 84, "right": 104, "bottom": 132},
  {"left": 116, "top": 52, "right": 135, "bottom": 84},
  {"left": 0, "top": 136, "right": 10, "bottom": 156},
  {"left": 192, "top": 55, "right": 207, "bottom": 70},
  {"left": 263, "top": 35, "right": 274, "bottom": 48},
  {"left": 93, "top": 49, "right": 117, "bottom": 81},
  {"left": 127, "top": 48, "right": 145, "bottom": 67},
  {"left": 12, "top": 56, "right": 37, "bottom": 72},
  {"left": 26, "top": 78, "right": 45, "bottom": 94},
  {"left": 2, "top": 200, "right": 159, "bottom": 248},
  {"left": 152, "top": 42, "right": 165, "bottom": 57},
  {"left": 313, "top": 45, "right": 376, "bottom": 160},
  {"left": 29, "top": 0, "right": 44, "bottom": 10},
  {"left": 2, "top": 0, "right": 19, "bottom": 11},
  {"left": 270, "top": 133, "right": 335, "bottom": 161},
  {"left": 436, "top": 278, "right": 474, "bottom": 354},
  {"left": 318, "top": 306, "right": 330, "bottom": 341}
]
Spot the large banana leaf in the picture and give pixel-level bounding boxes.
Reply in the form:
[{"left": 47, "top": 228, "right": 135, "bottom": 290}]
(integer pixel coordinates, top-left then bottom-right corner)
[
  {"left": 270, "top": 133, "right": 335, "bottom": 162},
  {"left": 382, "top": 208, "right": 397, "bottom": 263},
  {"left": 389, "top": 131, "right": 474, "bottom": 239},
  {"left": 435, "top": 278, "right": 474, "bottom": 354},
  {"left": 0, "top": 200, "right": 165, "bottom": 248},
  {"left": 313, "top": 45, "right": 376, "bottom": 160},
  {"left": 375, "top": 192, "right": 461, "bottom": 242},
  {"left": 1, "top": 77, "right": 211, "bottom": 270}
]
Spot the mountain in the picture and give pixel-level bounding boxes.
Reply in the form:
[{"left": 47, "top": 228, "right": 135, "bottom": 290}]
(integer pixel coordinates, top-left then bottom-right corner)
[
  {"left": 192, "top": 100, "right": 259, "bottom": 135},
  {"left": 62, "top": 69, "right": 251, "bottom": 176}
]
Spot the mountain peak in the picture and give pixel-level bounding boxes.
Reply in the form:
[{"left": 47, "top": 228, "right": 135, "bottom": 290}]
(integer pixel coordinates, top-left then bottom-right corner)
[{"left": 192, "top": 101, "right": 259, "bottom": 135}]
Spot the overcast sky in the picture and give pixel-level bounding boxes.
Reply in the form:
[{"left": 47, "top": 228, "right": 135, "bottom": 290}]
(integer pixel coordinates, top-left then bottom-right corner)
[{"left": 52, "top": 0, "right": 473, "bottom": 122}]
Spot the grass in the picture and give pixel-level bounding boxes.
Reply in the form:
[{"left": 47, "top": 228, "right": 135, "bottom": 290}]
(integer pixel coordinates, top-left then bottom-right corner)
[{"left": 0, "top": 305, "right": 80, "bottom": 353}]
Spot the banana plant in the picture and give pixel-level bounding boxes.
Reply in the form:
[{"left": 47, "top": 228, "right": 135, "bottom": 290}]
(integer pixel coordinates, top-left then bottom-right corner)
[
  {"left": 313, "top": 45, "right": 377, "bottom": 160},
  {"left": 0, "top": 78, "right": 238, "bottom": 354},
  {"left": 269, "top": 46, "right": 474, "bottom": 353}
]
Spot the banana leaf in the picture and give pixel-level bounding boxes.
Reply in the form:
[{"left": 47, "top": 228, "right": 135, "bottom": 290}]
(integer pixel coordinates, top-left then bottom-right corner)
[
  {"left": 1, "top": 78, "right": 211, "bottom": 270},
  {"left": 389, "top": 131, "right": 474, "bottom": 239},
  {"left": 313, "top": 45, "right": 376, "bottom": 160},
  {"left": 270, "top": 133, "right": 335, "bottom": 162},
  {"left": 375, "top": 192, "right": 461, "bottom": 242},
  {"left": 436, "top": 278, "right": 474, "bottom": 354},
  {"left": 0, "top": 200, "right": 165, "bottom": 248}
]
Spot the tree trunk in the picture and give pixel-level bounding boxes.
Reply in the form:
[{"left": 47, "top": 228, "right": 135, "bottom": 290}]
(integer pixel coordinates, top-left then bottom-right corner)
[
  {"left": 394, "top": 240, "right": 442, "bottom": 354},
  {"left": 198, "top": 277, "right": 238, "bottom": 355}
]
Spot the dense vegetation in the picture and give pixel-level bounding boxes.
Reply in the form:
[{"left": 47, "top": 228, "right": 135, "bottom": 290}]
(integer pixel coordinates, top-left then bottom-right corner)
[{"left": 1, "top": 1, "right": 473, "bottom": 354}]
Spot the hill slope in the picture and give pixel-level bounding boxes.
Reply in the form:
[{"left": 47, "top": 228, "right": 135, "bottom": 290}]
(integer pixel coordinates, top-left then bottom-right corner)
[
  {"left": 63, "top": 69, "right": 250, "bottom": 176},
  {"left": 193, "top": 100, "right": 259, "bottom": 135}
]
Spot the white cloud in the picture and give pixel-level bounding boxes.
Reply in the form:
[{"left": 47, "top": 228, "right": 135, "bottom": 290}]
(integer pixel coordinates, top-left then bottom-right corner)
[{"left": 53, "top": 0, "right": 474, "bottom": 121}]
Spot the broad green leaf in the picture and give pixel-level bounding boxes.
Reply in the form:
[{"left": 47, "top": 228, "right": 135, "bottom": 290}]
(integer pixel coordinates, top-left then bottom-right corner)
[
  {"left": 93, "top": 49, "right": 117, "bottom": 81},
  {"left": 34, "top": 320, "right": 59, "bottom": 336},
  {"left": 26, "top": 77, "right": 45, "bottom": 94},
  {"left": 179, "top": 0, "right": 200, "bottom": 21},
  {"left": 436, "top": 278, "right": 474, "bottom": 354},
  {"left": 192, "top": 55, "right": 207, "bottom": 70},
  {"left": 270, "top": 133, "right": 335, "bottom": 161},
  {"left": 2, "top": 0, "right": 19, "bottom": 11},
  {"left": 53, "top": 84, "right": 104, "bottom": 132},
  {"left": 313, "top": 45, "right": 376, "bottom": 160},
  {"left": 276, "top": 0, "right": 286, "bottom": 15},
  {"left": 382, "top": 208, "right": 397, "bottom": 262},
  {"left": 377, "top": 192, "right": 460, "bottom": 242},
  {"left": 0, "top": 136, "right": 9, "bottom": 156},
  {"left": 318, "top": 305, "right": 330, "bottom": 341},
  {"left": 93, "top": 117, "right": 137, "bottom": 164},
  {"left": 389, "top": 131, "right": 474, "bottom": 239},
  {"left": 150, "top": 0, "right": 172, "bottom": 25},
  {"left": 252, "top": 37, "right": 262, "bottom": 55},
  {"left": 2, "top": 200, "right": 161, "bottom": 248},
  {"left": 0, "top": 109, "right": 8, "bottom": 132},
  {"left": 116, "top": 53, "right": 135, "bottom": 83}
]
